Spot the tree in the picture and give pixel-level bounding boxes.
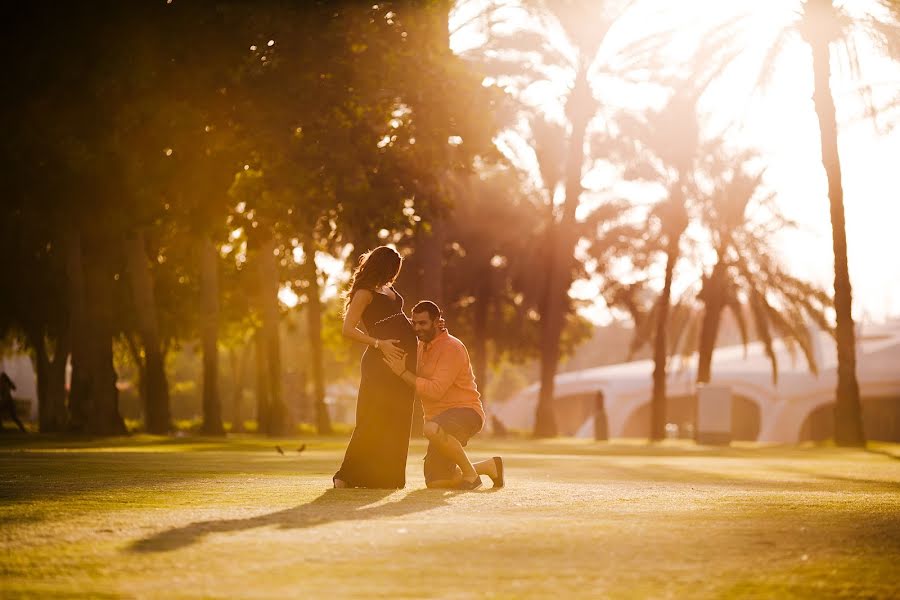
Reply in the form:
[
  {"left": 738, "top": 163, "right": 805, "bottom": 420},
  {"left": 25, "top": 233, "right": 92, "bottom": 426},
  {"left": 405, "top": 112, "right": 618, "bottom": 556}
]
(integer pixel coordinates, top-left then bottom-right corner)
[
  {"left": 124, "top": 232, "right": 172, "bottom": 434},
  {"left": 440, "top": 166, "right": 547, "bottom": 408},
  {"left": 751, "top": 0, "right": 900, "bottom": 444},
  {"left": 690, "top": 153, "right": 833, "bottom": 385},
  {"left": 603, "top": 20, "right": 743, "bottom": 439},
  {"left": 466, "top": 0, "right": 652, "bottom": 437},
  {"left": 298, "top": 240, "right": 333, "bottom": 435}
]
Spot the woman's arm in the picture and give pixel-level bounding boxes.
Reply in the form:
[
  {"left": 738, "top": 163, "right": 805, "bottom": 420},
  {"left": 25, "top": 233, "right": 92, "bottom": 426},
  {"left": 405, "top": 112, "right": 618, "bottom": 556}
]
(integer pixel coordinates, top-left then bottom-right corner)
[
  {"left": 341, "top": 290, "right": 404, "bottom": 360},
  {"left": 341, "top": 289, "right": 376, "bottom": 346}
]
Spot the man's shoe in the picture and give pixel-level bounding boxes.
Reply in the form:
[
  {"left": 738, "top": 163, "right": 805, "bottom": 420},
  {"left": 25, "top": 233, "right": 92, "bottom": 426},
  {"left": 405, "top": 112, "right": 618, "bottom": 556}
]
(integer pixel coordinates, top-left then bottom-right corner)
[
  {"left": 456, "top": 475, "right": 483, "bottom": 490},
  {"left": 490, "top": 457, "right": 504, "bottom": 488}
]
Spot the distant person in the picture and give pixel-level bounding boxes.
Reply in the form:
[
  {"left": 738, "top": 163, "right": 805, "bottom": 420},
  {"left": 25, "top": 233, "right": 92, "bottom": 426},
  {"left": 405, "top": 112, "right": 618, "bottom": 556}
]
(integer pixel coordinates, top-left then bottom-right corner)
[
  {"left": 384, "top": 301, "right": 503, "bottom": 490},
  {"left": 0, "top": 372, "right": 26, "bottom": 433},
  {"left": 333, "top": 246, "right": 418, "bottom": 489}
]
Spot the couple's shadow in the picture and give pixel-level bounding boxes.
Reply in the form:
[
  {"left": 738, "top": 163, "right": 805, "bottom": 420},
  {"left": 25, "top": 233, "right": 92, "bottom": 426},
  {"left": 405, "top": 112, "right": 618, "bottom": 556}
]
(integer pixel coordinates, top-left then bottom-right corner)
[{"left": 129, "top": 488, "right": 454, "bottom": 554}]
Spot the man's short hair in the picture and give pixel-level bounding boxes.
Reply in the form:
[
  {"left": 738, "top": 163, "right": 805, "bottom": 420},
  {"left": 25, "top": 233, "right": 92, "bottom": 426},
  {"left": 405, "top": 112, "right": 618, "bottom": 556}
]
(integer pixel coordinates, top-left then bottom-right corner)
[{"left": 412, "top": 300, "right": 441, "bottom": 320}]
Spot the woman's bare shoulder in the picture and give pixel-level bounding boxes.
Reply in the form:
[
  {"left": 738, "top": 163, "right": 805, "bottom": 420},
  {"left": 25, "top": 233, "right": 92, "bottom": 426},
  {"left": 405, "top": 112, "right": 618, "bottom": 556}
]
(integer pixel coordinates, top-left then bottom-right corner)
[{"left": 349, "top": 288, "right": 374, "bottom": 304}]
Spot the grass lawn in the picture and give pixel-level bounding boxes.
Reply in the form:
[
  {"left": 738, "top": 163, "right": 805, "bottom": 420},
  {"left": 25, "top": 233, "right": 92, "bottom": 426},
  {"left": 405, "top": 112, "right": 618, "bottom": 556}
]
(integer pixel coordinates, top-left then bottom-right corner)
[{"left": 1, "top": 434, "right": 898, "bottom": 599}]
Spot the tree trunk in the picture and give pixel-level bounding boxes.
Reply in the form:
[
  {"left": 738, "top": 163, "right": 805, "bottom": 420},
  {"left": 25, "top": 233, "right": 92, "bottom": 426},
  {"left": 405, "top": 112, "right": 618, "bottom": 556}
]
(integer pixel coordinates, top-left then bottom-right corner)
[
  {"left": 82, "top": 236, "right": 126, "bottom": 436},
  {"left": 124, "top": 231, "right": 170, "bottom": 434},
  {"left": 471, "top": 267, "right": 491, "bottom": 409},
  {"left": 65, "top": 231, "right": 90, "bottom": 432},
  {"left": 199, "top": 236, "right": 224, "bottom": 435},
  {"left": 411, "top": 213, "right": 445, "bottom": 438},
  {"left": 254, "top": 331, "right": 269, "bottom": 434},
  {"left": 534, "top": 68, "right": 591, "bottom": 438},
  {"left": 228, "top": 346, "right": 249, "bottom": 433},
  {"left": 807, "top": 31, "right": 865, "bottom": 447},
  {"left": 32, "top": 333, "right": 49, "bottom": 429},
  {"left": 257, "top": 236, "right": 287, "bottom": 436},
  {"left": 696, "top": 302, "right": 726, "bottom": 386},
  {"left": 651, "top": 235, "right": 680, "bottom": 441},
  {"left": 31, "top": 328, "right": 69, "bottom": 432},
  {"left": 46, "top": 332, "right": 70, "bottom": 431},
  {"left": 696, "top": 262, "right": 727, "bottom": 385},
  {"left": 302, "top": 245, "right": 332, "bottom": 434},
  {"left": 125, "top": 332, "right": 147, "bottom": 409},
  {"left": 228, "top": 348, "right": 238, "bottom": 430}
]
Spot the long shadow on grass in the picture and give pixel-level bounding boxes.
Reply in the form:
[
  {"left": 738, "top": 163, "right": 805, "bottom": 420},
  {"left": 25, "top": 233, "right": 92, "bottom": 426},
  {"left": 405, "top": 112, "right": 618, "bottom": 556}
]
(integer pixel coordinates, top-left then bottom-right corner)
[
  {"left": 0, "top": 450, "right": 331, "bottom": 505},
  {"left": 129, "top": 488, "right": 457, "bottom": 554}
]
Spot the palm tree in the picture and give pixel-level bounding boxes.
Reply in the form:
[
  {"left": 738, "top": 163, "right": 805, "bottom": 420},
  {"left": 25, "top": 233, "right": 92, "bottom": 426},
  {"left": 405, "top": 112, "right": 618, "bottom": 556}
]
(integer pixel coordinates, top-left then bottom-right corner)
[
  {"left": 752, "top": 0, "right": 900, "bottom": 445},
  {"left": 606, "top": 23, "right": 743, "bottom": 439},
  {"left": 465, "top": 0, "right": 648, "bottom": 437},
  {"left": 601, "top": 151, "right": 834, "bottom": 425},
  {"left": 686, "top": 151, "right": 834, "bottom": 386}
]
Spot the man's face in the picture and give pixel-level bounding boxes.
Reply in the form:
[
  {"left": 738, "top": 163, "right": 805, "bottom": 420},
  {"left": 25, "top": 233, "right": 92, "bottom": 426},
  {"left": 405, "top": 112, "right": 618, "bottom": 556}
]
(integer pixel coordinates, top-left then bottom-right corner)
[{"left": 412, "top": 311, "right": 439, "bottom": 342}]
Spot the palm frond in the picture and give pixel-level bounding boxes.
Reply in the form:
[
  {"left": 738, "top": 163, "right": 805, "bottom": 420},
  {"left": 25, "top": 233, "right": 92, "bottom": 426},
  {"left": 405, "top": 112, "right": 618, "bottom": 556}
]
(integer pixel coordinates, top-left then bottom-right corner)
[
  {"left": 669, "top": 305, "right": 699, "bottom": 375},
  {"left": 753, "top": 24, "right": 796, "bottom": 92},
  {"left": 450, "top": 2, "right": 525, "bottom": 38},
  {"left": 785, "top": 303, "right": 820, "bottom": 375},
  {"left": 763, "top": 298, "right": 812, "bottom": 373},
  {"left": 609, "top": 24, "right": 683, "bottom": 73},
  {"left": 528, "top": 114, "right": 567, "bottom": 199},
  {"left": 839, "top": 33, "right": 880, "bottom": 130},
  {"left": 723, "top": 292, "right": 751, "bottom": 359},
  {"left": 748, "top": 288, "right": 779, "bottom": 385},
  {"left": 865, "top": 10, "right": 900, "bottom": 62},
  {"left": 466, "top": 54, "right": 548, "bottom": 86}
]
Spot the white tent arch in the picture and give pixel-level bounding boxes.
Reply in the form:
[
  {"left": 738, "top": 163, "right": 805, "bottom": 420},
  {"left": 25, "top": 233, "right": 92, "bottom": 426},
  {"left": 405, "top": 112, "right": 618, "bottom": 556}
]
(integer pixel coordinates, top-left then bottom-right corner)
[{"left": 493, "top": 320, "right": 900, "bottom": 442}]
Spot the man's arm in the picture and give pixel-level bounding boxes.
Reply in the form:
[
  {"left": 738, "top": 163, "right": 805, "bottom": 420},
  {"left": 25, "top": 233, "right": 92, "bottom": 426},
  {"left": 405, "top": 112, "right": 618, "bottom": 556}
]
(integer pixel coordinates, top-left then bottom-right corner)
[
  {"left": 396, "top": 368, "right": 417, "bottom": 388},
  {"left": 383, "top": 353, "right": 418, "bottom": 387},
  {"left": 384, "top": 345, "right": 462, "bottom": 400}
]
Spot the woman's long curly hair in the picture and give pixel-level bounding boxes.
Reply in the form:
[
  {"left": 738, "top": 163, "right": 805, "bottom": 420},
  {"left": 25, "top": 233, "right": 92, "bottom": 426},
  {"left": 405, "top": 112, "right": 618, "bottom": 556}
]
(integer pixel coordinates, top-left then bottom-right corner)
[{"left": 343, "top": 246, "right": 403, "bottom": 315}]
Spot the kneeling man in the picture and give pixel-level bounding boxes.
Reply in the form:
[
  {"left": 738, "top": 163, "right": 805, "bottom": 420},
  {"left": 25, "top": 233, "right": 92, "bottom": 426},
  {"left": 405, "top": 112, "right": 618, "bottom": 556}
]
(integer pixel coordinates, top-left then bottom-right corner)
[{"left": 384, "top": 301, "right": 503, "bottom": 490}]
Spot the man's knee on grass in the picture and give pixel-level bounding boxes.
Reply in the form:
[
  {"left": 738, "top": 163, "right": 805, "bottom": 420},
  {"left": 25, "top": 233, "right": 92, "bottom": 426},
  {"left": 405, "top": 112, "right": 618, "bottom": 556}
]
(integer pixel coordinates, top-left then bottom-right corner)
[
  {"left": 424, "top": 421, "right": 450, "bottom": 444},
  {"left": 426, "top": 465, "right": 462, "bottom": 488}
]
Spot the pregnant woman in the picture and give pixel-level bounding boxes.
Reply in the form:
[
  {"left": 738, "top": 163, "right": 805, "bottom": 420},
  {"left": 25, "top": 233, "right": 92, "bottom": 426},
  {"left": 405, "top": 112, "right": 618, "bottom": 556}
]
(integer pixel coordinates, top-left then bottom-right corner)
[{"left": 333, "top": 245, "right": 418, "bottom": 489}]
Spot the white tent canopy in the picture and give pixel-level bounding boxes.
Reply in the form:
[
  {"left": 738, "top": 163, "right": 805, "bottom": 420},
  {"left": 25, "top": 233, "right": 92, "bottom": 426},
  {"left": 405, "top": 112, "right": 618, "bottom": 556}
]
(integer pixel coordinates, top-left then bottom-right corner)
[{"left": 494, "top": 320, "right": 900, "bottom": 442}]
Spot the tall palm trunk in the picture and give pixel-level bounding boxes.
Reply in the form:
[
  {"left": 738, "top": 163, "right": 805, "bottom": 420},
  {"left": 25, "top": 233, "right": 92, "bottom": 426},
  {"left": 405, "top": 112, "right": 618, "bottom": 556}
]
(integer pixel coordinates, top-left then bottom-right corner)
[
  {"left": 534, "top": 68, "right": 591, "bottom": 438},
  {"left": 696, "top": 262, "right": 727, "bottom": 384},
  {"left": 650, "top": 183, "right": 689, "bottom": 441},
  {"left": 650, "top": 235, "right": 679, "bottom": 441},
  {"left": 301, "top": 244, "right": 332, "bottom": 434},
  {"left": 257, "top": 235, "right": 286, "bottom": 436},
  {"left": 125, "top": 231, "right": 170, "bottom": 434},
  {"left": 806, "top": 27, "right": 865, "bottom": 447},
  {"left": 199, "top": 236, "right": 224, "bottom": 435}
]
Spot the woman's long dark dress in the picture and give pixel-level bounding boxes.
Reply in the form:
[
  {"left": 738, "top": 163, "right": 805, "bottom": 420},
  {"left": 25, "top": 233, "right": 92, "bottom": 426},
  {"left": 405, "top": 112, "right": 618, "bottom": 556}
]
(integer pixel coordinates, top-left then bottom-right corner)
[{"left": 334, "top": 288, "right": 417, "bottom": 488}]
